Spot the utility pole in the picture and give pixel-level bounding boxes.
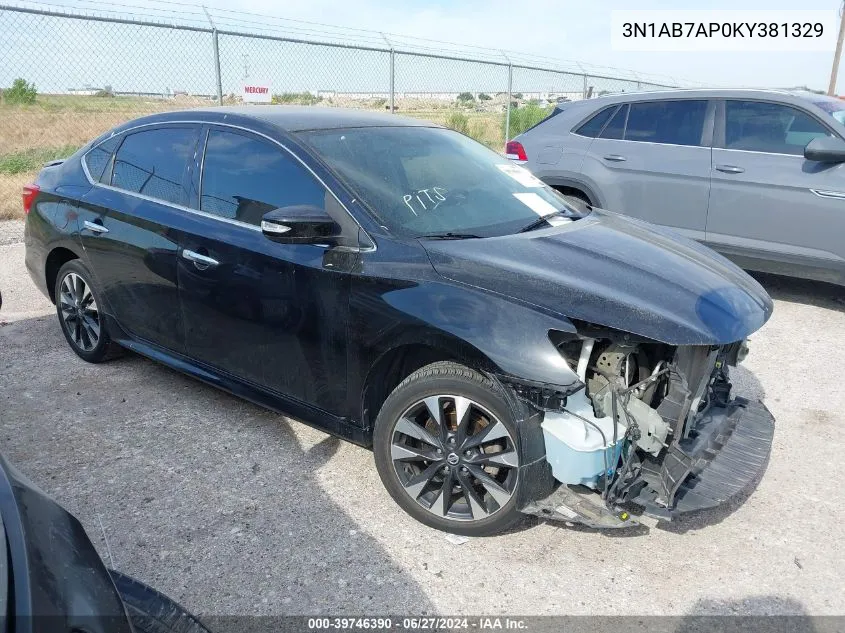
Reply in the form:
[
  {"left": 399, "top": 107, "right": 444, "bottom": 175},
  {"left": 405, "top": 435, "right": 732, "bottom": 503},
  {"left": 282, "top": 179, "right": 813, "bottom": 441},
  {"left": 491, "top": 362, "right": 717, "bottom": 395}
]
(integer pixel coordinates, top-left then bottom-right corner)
[
  {"left": 202, "top": 6, "right": 222, "bottom": 106},
  {"left": 828, "top": 0, "right": 845, "bottom": 95}
]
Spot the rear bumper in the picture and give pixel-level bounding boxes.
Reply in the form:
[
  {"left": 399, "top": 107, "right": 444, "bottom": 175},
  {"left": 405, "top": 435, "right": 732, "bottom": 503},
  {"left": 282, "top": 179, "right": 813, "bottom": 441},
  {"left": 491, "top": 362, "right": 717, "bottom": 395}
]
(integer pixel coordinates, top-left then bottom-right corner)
[
  {"left": 23, "top": 219, "right": 51, "bottom": 300},
  {"left": 521, "top": 398, "right": 775, "bottom": 528}
]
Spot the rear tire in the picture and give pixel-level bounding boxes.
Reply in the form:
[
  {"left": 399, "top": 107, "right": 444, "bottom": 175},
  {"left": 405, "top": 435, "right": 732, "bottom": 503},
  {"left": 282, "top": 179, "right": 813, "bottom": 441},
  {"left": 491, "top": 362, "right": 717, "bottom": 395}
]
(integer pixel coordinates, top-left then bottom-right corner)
[
  {"left": 54, "top": 259, "right": 121, "bottom": 363},
  {"left": 373, "top": 361, "right": 526, "bottom": 536}
]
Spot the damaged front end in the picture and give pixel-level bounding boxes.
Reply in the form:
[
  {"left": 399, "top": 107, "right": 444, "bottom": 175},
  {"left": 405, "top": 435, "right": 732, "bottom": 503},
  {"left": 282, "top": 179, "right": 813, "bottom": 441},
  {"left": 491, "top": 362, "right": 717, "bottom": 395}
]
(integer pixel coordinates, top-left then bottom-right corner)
[{"left": 519, "top": 331, "right": 774, "bottom": 528}]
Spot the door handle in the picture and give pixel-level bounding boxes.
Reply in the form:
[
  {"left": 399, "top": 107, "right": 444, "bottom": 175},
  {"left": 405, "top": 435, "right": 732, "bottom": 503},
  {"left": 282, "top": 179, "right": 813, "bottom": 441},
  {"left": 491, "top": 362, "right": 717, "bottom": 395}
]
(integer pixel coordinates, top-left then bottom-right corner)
[
  {"left": 715, "top": 164, "right": 745, "bottom": 174},
  {"left": 603, "top": 154, "right": 627, "bottom": 162},
  {"left": 182, "top": 249, "right": 219, "bottom": 269},
  {"left": 82, "top": 220, "right": 109, "bottom": 234}
]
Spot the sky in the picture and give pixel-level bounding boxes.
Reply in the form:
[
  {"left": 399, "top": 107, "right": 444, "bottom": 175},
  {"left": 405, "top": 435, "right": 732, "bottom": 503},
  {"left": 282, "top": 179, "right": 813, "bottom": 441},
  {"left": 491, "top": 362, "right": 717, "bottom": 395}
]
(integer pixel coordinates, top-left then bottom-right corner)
[
  {"left": 196, "top": 0, "right": 845, "bottom": 91},
  {"left": 3, "top": 0, "right": 845, "bottom": 94}
]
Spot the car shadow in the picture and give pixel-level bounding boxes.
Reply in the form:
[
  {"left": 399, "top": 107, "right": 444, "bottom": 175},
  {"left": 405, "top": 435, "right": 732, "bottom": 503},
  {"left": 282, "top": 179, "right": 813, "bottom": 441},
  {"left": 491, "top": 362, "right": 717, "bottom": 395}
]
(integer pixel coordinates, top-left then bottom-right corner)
[
  {"left": 750, "top": 271, "right": 845, "bottom": 312},
  {"left": 0, "top": 315, "right": 437, "bottom": 624},
  {"left": 672, "top": 595, "right": 818, "bottom": 633},
  {"left": 730, "top": 364, "right": 766, "bottom": 403}
]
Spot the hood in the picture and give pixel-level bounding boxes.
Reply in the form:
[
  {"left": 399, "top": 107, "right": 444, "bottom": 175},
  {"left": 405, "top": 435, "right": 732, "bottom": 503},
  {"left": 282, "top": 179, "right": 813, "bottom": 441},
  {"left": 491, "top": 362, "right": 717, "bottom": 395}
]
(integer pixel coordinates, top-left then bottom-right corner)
[{"left": 422, "top": 210, "right": 773, "bottom": 346}]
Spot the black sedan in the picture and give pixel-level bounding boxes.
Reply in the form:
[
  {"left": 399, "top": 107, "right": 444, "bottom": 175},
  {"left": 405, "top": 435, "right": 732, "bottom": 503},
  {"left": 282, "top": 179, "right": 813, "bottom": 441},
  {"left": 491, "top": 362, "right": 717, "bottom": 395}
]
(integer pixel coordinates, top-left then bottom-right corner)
[{"left": 23, "top": 107, "right": 775, "bottom": 535}]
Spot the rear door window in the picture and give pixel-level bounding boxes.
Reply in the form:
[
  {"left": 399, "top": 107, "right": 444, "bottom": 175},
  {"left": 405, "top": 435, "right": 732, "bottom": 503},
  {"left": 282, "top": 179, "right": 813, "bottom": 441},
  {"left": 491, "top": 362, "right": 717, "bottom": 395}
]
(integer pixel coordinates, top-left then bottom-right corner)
[
  {"left": 724, "top": 100, "right": 833, "bottom": 155},
  {"left": 625, "top": 100, "right": 708, "bottom": 146},
  {"left": 199, "top": 129, "right": 328, "bottom": 226},
  {"left": 111, "top": 127, "right": 198, "bottom": 206},
  {"left": 574, "top": 105, "right": 618, "bottom": 138},
  {"left": 599, "top": 104, "right": 628, "bottom": 140}
]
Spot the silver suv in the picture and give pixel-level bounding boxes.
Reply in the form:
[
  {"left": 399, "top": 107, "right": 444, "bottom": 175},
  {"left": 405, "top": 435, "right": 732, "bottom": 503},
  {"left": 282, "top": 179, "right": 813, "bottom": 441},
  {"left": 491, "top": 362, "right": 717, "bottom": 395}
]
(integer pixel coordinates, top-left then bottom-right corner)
[{"left": 511, "top": 89, "right": 845, "bottom": 286}]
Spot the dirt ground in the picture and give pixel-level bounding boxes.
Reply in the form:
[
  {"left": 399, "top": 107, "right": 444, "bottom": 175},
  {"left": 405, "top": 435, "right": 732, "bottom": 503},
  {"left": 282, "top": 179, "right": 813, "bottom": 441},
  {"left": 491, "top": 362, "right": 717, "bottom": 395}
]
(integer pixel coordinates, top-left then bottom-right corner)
[{"left": 1, "top": 222, "right": 844, "bottom": 621}]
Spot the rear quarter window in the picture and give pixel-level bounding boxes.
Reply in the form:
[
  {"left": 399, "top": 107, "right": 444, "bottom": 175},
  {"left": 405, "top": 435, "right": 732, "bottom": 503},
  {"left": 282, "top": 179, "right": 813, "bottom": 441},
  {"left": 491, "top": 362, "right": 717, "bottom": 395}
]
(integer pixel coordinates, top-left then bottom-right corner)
[
  {"left": 573, "top": 105, "right": 618, "bottom": 138},
  {"left": 599, "top": 104, "right": 628, "bottom": 140},
  {"left": 83, "top": 135, "right": 121, "bottom": 183}
]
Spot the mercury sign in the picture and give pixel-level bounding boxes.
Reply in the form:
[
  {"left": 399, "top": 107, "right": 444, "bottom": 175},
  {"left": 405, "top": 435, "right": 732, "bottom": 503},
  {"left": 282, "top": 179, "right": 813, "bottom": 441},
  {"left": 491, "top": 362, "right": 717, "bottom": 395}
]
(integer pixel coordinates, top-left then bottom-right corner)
[{"left": 242, "top": 82, "right": 271, "bottom": 103}]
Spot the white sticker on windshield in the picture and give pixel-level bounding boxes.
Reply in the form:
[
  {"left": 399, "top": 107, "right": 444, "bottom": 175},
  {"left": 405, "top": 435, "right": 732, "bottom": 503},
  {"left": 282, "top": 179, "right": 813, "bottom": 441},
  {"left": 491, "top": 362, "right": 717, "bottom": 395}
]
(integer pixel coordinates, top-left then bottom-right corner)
[
  {"left": 513, "top": 193, "right": 571, "bottom": 221},
  {"left": 496, "top": 163, "right": 544, "bottom": 187}
]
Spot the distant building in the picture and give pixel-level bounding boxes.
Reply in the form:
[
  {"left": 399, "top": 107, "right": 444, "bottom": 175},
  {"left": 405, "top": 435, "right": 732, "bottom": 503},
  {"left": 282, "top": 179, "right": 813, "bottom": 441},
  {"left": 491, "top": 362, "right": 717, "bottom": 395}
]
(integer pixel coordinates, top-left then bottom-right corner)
[{"left": 64, "top": 84, "right": 103, "bottom": 96}]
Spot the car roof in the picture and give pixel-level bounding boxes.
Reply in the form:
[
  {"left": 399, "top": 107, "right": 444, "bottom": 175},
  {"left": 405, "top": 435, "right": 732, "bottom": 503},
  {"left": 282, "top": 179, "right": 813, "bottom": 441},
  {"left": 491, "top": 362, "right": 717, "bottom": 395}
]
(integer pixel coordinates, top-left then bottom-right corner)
[
  {"left": 185, "top": 105, "right": 435, "bottom": 132},
  {"left": 579, "top": 87, "right": 839, "bottom": 104}
]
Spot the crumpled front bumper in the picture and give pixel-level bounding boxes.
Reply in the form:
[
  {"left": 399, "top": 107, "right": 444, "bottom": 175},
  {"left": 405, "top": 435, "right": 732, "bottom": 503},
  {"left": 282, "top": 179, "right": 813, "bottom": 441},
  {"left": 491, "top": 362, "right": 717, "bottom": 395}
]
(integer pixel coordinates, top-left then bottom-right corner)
[
  {"left": 520, "top": 397, "right": 775, "bottom": 528},
  {"left": 633, "top": 396, "right": 775, "bottom": 520}
]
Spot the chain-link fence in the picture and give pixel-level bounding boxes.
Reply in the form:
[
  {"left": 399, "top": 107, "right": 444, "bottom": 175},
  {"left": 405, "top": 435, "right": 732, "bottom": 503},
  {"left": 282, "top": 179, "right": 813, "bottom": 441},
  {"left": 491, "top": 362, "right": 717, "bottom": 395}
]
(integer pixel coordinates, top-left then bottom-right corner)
[{"left": 0, "top": 4, "right": 679, "bottom": 219}]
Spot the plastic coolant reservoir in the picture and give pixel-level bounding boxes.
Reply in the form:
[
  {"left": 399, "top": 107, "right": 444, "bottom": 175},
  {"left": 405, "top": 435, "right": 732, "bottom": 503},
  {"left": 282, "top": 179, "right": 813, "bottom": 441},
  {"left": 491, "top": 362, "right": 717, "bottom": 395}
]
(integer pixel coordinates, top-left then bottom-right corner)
[{"left": 541, "top": 389, "right": 625, "bottom": 488}]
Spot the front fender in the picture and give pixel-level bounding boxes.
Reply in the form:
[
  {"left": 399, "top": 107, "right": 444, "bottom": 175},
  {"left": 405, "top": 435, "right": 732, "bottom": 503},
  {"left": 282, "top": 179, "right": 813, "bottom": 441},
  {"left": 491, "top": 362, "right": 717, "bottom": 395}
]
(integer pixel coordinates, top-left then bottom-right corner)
[{"left": 377, "top": 281, "right": 580, "bottom": 391}]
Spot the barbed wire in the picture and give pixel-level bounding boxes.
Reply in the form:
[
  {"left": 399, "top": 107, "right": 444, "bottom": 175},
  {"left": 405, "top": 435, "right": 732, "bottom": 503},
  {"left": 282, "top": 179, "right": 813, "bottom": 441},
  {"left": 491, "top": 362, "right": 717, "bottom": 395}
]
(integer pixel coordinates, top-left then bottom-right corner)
[{"left": 0, "top": 0, "right": 704, "bottom": 87}]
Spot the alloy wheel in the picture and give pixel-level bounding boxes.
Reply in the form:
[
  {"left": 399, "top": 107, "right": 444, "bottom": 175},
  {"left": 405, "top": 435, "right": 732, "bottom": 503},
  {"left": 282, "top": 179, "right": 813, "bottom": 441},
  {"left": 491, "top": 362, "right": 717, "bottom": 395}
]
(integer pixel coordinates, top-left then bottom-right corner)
[
  {"left": 390, "top": 395, "right": 519, "bottom": 522},
  {"left": 59, "top": 272, "right": 101, "bottom": 352}
]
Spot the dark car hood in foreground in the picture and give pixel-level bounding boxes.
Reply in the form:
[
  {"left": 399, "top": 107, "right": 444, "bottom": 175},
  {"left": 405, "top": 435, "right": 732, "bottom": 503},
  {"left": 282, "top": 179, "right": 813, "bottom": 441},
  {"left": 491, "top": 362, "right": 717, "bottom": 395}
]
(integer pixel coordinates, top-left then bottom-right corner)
[
  {"left": 0, "top": 453, "right": 133, "bottom": 632},
  {"left": 422, "top": 210, "right": 773, "bottom": 345}
]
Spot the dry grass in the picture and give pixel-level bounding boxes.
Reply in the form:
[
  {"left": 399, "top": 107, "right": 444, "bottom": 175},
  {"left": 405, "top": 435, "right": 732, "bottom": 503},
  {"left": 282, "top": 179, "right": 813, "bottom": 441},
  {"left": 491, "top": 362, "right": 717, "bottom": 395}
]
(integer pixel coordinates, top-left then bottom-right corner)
[
  {"left": 0, "top": 94, "right": 213, "bottom": 219},
  {"left": 0, "top": 94, "right": 213, "bottom": 153},
  {"left": 404, "top": 110, "right": 505, "bottom": 148},
  {"left": 0, "top": 94, "right": 507, "bottom": 220},
  {"left": 0, "top": 171, "right": 37, "bottom": 220}
]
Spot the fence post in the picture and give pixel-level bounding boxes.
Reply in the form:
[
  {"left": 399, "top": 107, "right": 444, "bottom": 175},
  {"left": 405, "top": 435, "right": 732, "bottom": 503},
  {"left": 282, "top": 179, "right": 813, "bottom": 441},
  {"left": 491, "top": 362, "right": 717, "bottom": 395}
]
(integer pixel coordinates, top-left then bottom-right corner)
[
  {"left": 212, "top": 28, "right": 223, "bottom": 105},
  {"left": 582, "top": 73, "right": 587, "bottom": 100},
  {"left": 389, "top": 47, "right": 395, "bottom": 114},
  {"left": 505, "top": 62, "right": 513, "bottom": 143}
]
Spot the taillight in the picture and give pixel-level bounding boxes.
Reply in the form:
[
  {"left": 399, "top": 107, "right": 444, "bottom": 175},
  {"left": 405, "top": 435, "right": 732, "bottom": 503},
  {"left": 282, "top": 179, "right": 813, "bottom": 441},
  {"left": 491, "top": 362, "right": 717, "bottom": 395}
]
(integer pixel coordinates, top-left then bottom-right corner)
[
  {"left": 22, "top": 184, "right": 39, "bottom": 214},
  {"left": 506, "top": 141, "right": 527, "bottom": 161}
]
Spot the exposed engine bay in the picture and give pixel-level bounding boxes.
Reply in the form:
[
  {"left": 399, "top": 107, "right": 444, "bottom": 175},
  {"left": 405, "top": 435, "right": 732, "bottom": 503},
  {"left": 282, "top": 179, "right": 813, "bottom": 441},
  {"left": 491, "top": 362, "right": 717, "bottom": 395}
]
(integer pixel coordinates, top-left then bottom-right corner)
[{"left": 523, "top": 333, "right": 768, "bottom": 528}]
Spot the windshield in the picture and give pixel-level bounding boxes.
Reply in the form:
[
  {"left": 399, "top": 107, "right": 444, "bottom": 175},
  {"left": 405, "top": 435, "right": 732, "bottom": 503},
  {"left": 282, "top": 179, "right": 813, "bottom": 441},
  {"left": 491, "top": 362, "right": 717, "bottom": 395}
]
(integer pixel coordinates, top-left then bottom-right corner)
[{"left": 300, "top": 126, "right": 585, "bottom": 238}]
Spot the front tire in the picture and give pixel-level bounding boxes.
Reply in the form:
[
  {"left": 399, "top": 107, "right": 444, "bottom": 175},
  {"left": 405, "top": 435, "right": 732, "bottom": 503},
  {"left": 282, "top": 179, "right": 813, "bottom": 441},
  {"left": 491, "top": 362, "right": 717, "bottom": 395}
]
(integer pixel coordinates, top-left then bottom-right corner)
[
  {"left": 54, "top": 259, "right": 121, "bottom": 363},
  {"left": 374, "top": 361, "right": 526, "bottom": 536}
]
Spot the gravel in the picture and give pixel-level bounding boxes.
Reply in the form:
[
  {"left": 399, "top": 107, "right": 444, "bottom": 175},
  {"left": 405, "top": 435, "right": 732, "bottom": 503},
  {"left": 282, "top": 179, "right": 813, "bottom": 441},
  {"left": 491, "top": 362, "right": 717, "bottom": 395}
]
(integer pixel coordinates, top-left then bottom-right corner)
[
  {"left": 0, "top": 220, "right": 24, "bottom": 246},
  {"left": 1, "top": 227, "right": 844, "bottom": 619}
]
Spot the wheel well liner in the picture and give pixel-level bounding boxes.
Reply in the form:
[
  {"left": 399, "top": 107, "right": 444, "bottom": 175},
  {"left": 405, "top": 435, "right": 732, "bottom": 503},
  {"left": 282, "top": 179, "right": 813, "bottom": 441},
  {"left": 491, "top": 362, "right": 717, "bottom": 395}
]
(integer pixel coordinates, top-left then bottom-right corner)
[
  {"left": 553, "top": 185, "right": 593, "bottom": 204},
  {"left": 543, "top": 177, "right": 601, "bottom": 207},
  {"left": 45, "top": 247, "right": 79, "bottom": 303}
]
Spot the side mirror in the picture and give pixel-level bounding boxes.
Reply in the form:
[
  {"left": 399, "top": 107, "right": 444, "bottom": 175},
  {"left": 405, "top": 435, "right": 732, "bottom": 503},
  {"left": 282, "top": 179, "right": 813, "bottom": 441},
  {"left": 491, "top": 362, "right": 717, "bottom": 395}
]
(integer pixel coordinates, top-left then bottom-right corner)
[
  {"left": 261, "top": 205, "right": 342, "bottom": 244},
  {"left": 804, "top": 136, "right": 845, "bottom": 163}
]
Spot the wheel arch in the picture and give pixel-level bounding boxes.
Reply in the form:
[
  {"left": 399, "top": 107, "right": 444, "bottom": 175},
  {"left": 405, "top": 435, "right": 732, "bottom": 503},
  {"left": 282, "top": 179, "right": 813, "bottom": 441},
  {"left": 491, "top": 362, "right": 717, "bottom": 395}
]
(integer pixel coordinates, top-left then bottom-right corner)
[
  {"left": 542, "top": 176, "right": 602, "bottom": 207},
  {"left": 360, "top": 331, "right": 500, "bottom": 432},
  {"left": 45, "top": 246, "right": 82, "bottom": 304}
]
